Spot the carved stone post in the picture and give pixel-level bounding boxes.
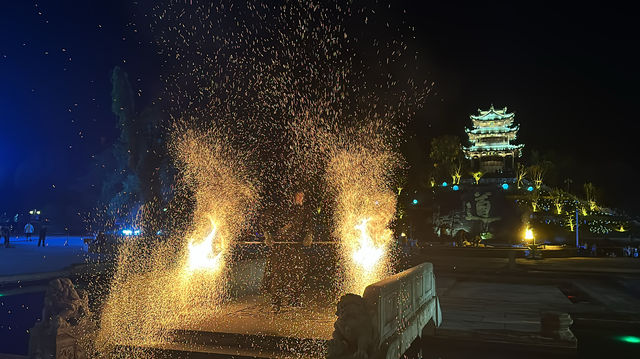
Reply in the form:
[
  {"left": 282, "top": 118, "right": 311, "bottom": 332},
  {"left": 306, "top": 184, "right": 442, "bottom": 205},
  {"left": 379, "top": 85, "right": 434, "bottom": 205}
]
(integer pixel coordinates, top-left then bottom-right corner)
[
  {"left": 540, "top": 312, "right": 575, "bottom": 342},
  {"left": 28, "top": 278, "right": 94, "bottom": 359}
]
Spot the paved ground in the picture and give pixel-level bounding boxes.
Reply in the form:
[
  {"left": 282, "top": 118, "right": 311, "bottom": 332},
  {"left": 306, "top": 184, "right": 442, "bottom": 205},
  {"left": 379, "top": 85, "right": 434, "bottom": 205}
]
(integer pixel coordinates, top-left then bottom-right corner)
[
  {"left": 437, "top": 280, "right": 573, "bottom": 333},
  {"left": 171, "top": 294, "right": 335, "bottom": 340},
  {"left": 0, "top": 236, "right": 91, "bottom": 277}
]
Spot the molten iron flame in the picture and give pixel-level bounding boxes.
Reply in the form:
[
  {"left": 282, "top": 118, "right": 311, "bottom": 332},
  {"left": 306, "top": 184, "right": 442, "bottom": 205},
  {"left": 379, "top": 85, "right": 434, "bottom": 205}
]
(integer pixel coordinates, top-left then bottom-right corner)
[
  {"left": 186, "top": 217, "right": 225, "bottom": 273},
  {"left": 352, "top": 218, "right": 385, "bottom": 272}
]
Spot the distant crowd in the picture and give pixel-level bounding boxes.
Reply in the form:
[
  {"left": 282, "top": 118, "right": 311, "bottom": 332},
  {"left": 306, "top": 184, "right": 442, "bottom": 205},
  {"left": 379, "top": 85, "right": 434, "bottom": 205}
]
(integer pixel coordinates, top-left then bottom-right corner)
[{"left": 1, "top": 222, "right": 47, "bottom": 249}]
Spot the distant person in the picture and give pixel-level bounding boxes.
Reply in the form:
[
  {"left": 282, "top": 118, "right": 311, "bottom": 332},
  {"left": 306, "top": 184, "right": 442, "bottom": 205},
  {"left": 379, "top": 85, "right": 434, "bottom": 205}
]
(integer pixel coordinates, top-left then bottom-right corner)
[
  {"left": 96, "top": 231, "right": 107, "bottom": 253},
  {"left": 24, "top": 222, "right": 34, "bottom": 241},
  {"left": 2, "top": 226, "right": 10, "bottom": 248},
  {"left": 38, "top": 225, "right": 47, "bottom": 247}
]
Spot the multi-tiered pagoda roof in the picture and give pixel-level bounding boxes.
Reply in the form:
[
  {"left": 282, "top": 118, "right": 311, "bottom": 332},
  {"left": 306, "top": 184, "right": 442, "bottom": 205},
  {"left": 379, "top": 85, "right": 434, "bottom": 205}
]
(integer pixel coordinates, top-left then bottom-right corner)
[{"left": 464, "top": 105, "right": 523, "bottom": 157}]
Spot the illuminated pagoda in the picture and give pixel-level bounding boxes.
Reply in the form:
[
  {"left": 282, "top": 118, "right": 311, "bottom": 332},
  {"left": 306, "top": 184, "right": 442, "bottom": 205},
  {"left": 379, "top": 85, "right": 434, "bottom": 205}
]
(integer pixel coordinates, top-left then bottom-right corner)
[{"left": 464, "top": 105, "right": 523, "bottom": 173}]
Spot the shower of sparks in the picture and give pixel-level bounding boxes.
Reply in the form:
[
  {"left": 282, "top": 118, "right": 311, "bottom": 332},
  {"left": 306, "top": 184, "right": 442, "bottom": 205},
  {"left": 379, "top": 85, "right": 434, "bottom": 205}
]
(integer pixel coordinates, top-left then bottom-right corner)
[
  {"left": 327, "top": 141, "right": 400, "bottom": 295},
  {"left": 95, "top": 128, "right": 257, "bottom": 354},
  {"left": 95, "top": 0, "right": 427, "bottom": 355}
]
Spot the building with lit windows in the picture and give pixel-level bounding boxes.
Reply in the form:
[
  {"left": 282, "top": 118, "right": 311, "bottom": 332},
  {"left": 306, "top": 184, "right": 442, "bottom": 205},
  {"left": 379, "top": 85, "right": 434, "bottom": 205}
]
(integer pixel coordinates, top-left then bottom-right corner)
[{"left": 464, "top": 105, "right": 523, "bottom": 173}]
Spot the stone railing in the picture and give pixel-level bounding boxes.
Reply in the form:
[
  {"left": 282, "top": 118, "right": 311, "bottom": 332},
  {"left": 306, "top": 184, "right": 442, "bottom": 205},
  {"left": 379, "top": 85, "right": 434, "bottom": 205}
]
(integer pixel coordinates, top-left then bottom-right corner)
[{"left": 327, "top": 263, "right": 441, "bottom": 359}]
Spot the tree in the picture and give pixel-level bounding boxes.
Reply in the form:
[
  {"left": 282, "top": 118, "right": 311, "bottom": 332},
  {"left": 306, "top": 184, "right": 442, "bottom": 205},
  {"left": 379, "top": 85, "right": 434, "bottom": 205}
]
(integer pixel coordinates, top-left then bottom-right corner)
[
  {"left": 515, "top": 163, "right": 527, "bottom": 189},
  {"left": 584, "top": 182, "right": 598, "bottom": 211},
  {"left": 528, "top": 164, "right": 546, "bottom": 189},
  {"left": 429, "top": 135, "right": 464, "bottom": 181},
  {"left": 102, "top": 67, "right": 169, "bottom": 233},
  {"left": 451, "top": 164, "right": 462, "bottom": 185},
  {"left": 550, "top": 188, "right": 564, "bottom": 215},
  {"left": 471, "top": 171, "right": 483, "bottom": 185}
]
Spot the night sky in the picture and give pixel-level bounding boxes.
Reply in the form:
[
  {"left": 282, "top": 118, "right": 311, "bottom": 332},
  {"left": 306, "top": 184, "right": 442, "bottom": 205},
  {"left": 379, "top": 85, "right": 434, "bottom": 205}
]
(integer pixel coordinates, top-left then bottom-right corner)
[{"left": 1, "top": 1, "right": 638, "bottom": 231}]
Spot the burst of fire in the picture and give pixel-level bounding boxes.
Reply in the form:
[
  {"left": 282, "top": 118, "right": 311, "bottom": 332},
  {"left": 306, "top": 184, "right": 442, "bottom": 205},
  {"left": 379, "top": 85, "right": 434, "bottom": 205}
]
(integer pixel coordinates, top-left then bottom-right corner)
[
  {"left": 186, "top": 217, "right": 225, "bottom": 273},
  {"left": 327, "top": 144, "right": 399, "bottom": 295},
  {"left": 352, "top": 218, "right": 385, "bottom": 272}
]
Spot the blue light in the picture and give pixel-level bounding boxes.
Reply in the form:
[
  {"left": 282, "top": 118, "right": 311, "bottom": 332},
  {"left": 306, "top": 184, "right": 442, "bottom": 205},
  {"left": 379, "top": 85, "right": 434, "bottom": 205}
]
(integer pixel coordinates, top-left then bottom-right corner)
[
  {"left": 527, "top": 186, "right": 534, "bottom": 192},
  {"left": 122, "top": 229, "right": 133, "bottom": 236},
  {"left": 442, "top": 182, "right": 448, "bottom": 187},
  {"left": 502, "top": 183, "right": 509, "bottom": 190},
  {"left": 452, "top": 185, "right": 459, "bottom": 191},
  {"left": 412, "top": 199, "right": 418, "bottom": 205},
  {"left": 133, "top": 229, "right": 141, "bottom": 235}
]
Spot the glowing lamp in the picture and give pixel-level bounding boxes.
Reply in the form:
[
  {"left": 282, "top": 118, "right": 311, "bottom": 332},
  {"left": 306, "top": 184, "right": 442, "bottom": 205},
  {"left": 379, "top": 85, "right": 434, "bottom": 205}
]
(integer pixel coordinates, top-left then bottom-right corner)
[
  {"left": 29, "top": 210, "right": 34, "bottom": 214},
  {"left": 412, "top": 199, "right": 418, "bottom": 205},
  {"left": 524, "top": 227, "right": 534, "bottom": 243},
  {"left": 442, "top": 181, "right": 448, "bottom": 187},
  {"left": 122, "top": 229, "right": 133, "bottom": 236},
  {"left": 502, "top": 183, "right": 509, "bottom": 190},
  {"left": 37, "top": 210, "right": 41, "bottom": 215},
  {"left": 400, "top": 232, "right": 406, "bottom": 237},
  {"left": 527, "top": 186, "right": 534, "bottom": 192},
  {"left": 133, "top": 229, "right": 141, "bottom": 235},
  {"left": 452, "top": 185, "right": 459, "bottom": 191},
  {"left": 616, "top": 335, "right": 640, "bottom": 344}
]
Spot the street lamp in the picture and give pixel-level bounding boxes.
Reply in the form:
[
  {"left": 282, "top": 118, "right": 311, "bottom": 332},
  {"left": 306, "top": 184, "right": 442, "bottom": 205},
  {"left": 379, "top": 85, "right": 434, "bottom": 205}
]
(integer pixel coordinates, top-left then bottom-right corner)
[
  {"left": 524, "top": 227, "right": 535, "bottom": 246},
  {"left": 524, "top": 226, "right": 541, "bottom": 259}
]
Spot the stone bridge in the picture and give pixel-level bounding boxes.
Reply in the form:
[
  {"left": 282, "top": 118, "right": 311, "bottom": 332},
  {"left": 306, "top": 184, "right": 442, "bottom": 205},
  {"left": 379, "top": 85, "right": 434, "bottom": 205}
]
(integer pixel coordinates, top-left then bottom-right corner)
[{"left": 328, "top": 262, "right": 442, "bottom": 359}]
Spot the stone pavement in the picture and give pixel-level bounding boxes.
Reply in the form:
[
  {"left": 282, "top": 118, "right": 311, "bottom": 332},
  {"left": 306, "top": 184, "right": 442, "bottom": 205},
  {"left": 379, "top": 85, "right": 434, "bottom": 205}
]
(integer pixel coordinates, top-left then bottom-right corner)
[
  {"left": 437, "top": 279, "right": 574, "bottom": 334},
  {"left": 0, "top": 236, "right": 91, "bottom": 277},
  {"left": 170, "top": 294, "right": 335, "bottom": 340}
]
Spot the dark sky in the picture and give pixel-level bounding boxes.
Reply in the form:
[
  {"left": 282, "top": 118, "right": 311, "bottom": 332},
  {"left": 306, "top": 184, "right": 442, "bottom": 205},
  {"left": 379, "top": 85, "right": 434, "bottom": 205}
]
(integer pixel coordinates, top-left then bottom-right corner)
[{"left": 1, "top": 1, "right": 638, "bottom": 229}]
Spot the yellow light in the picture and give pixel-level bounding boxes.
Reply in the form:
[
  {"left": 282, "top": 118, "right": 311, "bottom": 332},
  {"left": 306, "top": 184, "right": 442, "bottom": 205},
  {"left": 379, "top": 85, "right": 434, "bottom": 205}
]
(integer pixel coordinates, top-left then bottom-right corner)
[
  {"left": 37, "top": 211, "right": 41, "bottom": 215},
  {"left": 400, "top": 232, "right": 406, "bottom": 237},
  {"left": 186, "top": 217, "right": 224, "bottom": 273},
  {"left": 352, "top": 218, "right": 385, "bottom": 272},
  {"left": 29, "top": 210, "right": 34, "bottom": 215},
  {"left": 524, "top": 227, "right": 534, "bottom": 241}
]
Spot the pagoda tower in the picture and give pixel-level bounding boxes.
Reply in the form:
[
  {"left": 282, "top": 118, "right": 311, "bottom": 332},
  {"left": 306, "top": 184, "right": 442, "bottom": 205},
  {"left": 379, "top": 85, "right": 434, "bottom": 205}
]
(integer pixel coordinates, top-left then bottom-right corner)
[{"left": 464, "top": 105, "right": 523, "bottom": 174}]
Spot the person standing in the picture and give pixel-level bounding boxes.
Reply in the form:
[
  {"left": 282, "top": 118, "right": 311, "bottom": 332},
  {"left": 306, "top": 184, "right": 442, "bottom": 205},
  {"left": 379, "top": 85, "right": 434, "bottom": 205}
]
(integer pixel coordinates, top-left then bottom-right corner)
[
  {"left": 38, "top": 225, "right": 47, "bottom": 247},
  {"left": 24, "top": 222, "right": 34, "bottom": 241},
  {"left": 2, "top": 226, "right": 10, "bottom": 248},
  {"left": 262, "top": 190, "right": 313, "bottom": 312}
]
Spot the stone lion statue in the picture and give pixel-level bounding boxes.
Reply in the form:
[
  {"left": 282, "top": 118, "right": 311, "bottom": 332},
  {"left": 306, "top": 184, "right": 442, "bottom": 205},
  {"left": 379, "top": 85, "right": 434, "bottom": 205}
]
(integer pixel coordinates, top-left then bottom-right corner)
[
  {"left": 43, "top": 278, "right": 91, "bottom": 329},
  {"left": 29, "top": 278, "right": 93, "bottom": 359},
  {"left": 327, "top": 294, "right": 377, "bottom": 359}
]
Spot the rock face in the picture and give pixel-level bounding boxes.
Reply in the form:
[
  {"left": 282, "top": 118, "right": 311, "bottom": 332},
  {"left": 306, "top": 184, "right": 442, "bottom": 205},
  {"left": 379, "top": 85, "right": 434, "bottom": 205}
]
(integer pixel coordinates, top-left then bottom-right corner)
[
  {"left": 28, "top": 278, "right": 93, "bottom": 359},
  {"left": 327, "top": 294, "right": 377, "bottom": 359}
]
